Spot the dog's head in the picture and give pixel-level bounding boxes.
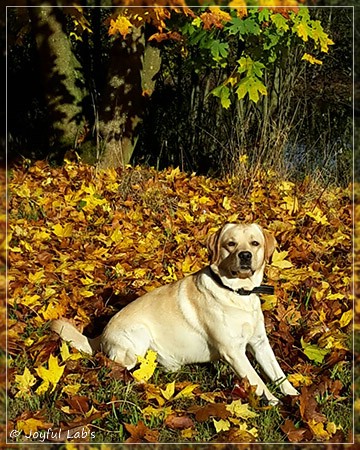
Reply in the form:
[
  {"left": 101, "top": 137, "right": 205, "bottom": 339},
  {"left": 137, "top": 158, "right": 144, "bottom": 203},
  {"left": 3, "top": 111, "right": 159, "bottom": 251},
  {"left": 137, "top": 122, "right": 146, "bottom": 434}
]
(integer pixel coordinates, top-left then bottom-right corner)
[{"left": 207, "top": 223, "right": 276, "bottom": 282}]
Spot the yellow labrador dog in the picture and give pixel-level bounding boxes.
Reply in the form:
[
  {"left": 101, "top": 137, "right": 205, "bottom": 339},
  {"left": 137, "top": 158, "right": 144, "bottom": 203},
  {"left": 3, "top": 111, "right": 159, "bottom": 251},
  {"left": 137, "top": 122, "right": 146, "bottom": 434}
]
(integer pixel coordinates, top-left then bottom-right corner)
[{"left": 52, "top": 223, "right": 299, "bottom": 404}]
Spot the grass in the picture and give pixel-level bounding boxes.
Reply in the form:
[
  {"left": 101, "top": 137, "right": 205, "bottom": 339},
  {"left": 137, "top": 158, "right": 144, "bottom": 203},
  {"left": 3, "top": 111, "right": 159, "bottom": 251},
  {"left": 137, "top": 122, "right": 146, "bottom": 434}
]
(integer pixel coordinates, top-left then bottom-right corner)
[
  {"left": 9, "top": 354, "right": 352, "bottom": 443},
  {"left": 255, "top": 407, "right": 285, "bottom": 442}
]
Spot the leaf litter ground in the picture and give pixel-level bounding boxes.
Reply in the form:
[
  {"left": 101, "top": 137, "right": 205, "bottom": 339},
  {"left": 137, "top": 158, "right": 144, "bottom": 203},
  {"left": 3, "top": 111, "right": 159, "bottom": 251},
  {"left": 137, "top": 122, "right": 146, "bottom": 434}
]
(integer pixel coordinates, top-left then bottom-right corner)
[{"left": 6, "top": 161, "right": 354, "bottom": 444}]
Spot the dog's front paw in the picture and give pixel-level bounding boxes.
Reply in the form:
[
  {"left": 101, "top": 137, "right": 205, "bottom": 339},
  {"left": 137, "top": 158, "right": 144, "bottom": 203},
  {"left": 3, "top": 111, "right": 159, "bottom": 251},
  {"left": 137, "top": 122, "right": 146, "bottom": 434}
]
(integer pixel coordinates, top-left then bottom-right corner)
[
  {"left": 268, "top": 397, "right": 280, "bottom": 406},
  {"left": 281, "top": 382, "right": 300, "bottom": 397}
]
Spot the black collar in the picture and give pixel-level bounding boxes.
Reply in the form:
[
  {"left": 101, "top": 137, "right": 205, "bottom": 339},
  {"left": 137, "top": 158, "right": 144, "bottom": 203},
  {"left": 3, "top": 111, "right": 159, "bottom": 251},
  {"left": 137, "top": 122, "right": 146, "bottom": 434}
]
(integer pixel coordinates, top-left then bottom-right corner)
[{"left": 209, "top": 267, "right": 274, "bottom": 296}]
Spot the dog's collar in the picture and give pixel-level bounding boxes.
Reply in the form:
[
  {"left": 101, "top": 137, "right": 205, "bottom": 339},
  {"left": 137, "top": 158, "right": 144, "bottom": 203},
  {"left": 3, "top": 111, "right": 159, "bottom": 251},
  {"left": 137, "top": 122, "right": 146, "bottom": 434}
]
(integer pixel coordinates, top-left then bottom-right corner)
[{"left": 209, "top": 268, "right": 274, "bottom": 296}]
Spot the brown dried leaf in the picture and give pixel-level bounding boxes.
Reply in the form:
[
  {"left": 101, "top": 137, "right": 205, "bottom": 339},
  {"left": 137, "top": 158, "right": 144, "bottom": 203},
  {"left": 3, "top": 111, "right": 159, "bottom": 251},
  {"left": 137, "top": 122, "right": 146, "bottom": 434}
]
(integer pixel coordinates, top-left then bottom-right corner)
[
  {"left": 124, "top": 421, "right": 159, "bottom": 443},
  {"left": 281, "top": 419, "right": 307, "bottom": 443},
  {"left": 194, "top": 403, "right": 231, "bottom": 422},
  {"left": 164, "top": 414, "right": 194, "bottom": 430}
]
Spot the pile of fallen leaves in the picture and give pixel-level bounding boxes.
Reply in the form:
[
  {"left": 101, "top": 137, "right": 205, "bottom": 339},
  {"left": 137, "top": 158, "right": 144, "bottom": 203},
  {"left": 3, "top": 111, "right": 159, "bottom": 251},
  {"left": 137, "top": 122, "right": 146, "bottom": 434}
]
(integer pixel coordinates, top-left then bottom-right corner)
[{"left": 7, "top": 160, "right": 353, "bottom": 444}]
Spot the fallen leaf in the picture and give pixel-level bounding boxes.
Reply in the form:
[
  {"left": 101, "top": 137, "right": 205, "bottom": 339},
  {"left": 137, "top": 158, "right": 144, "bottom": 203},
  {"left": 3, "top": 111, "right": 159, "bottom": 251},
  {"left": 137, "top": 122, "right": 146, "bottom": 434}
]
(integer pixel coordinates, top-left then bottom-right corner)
[
  {"left": 60, "top": 341, "right": 82, "bottom": 362},
  {"left": 194, "top": 403, "right": 231, "bottom": 422},
  {"left": 301, "top": 337, "right": 330, "bottom": 364},
  {"left": 124, "top": 421, "right": 159, "bottom": 443},
  {"left": 226, "top": 400, "right": 258, "bottom": 419},
  {"left": 35, "top": 354, "right": 65, "bottom": 394},
  {"left": 339, "top": 309, "right": 352, "bottom": 328},
  {"left": 17, "top": 418, "right": 52, "bottom": 435},
  {"left": 14, "top": 367, "right": 37, "bottom": 398},
  {"left": 141, "top": 405, "right": 173, "bottom": 419},
  {"left": 160, "top": 381, "right": 175, "bottom": 400},
  {"left": 281, "top": 419, "right": 307, "bottom": 442},
  {"left": 165, "top": 414, "right": 195, "bottom": 430},
  {"left": 132, "top": 350, "right": 158, "bottom": 382},
  {"left": 213, "top": 418, "right": 230, "bottom": 433},
  {"left": 271, "top": 249, "right": 293, "bottom": 269}
]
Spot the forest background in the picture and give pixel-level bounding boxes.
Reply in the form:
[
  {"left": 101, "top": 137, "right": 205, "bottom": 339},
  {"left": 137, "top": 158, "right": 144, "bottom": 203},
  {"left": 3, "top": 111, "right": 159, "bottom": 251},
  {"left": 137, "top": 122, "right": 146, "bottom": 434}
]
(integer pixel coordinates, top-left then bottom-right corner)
[{"left": 2, "top": 0, "right": 360, "bottom": 447}]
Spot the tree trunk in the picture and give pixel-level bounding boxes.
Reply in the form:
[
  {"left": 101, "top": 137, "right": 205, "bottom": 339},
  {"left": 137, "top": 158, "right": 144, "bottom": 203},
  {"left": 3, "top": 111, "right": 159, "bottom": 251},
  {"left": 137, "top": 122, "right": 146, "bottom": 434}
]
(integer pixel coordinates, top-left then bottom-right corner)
[
  {"left": 98, "top": 26, "right": 161, "bottom": 169},
  {"left": 30, "top": 7, "right": 88, "bottom": 157}
]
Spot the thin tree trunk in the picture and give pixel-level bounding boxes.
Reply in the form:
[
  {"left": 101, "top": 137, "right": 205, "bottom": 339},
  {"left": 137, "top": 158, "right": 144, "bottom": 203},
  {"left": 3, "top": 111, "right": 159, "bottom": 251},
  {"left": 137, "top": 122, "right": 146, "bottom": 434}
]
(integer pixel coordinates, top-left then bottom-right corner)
[
  {"left": 98, "top": 26, "right": 161, "bottom": 169},
  {"left": 30, "top": 7, "right": 87, "bottom": 156}
]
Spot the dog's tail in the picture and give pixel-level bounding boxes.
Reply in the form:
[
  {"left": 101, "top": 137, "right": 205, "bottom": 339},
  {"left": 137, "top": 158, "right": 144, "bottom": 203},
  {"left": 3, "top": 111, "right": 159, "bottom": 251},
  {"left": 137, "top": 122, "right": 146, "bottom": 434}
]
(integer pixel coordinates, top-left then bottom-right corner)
[{"left": 51, "top": 319, "right": 101, "bottom": 355}]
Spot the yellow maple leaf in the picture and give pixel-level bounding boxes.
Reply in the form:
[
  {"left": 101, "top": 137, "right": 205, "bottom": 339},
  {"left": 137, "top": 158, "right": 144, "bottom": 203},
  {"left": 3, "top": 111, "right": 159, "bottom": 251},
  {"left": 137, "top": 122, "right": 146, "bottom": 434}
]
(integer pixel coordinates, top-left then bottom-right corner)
[
  {"left": 21, "top": 294, "right": 41, "bottom": 308},
  {"left": 182, "top": 255, "right": 195, "bottom": 274},
  {"left": 271, "top": 249, "right": 293, "bottom": 269},
  {"left": 85, "top": 405, "right": 99, "bottom": 418},
  {"left": 32, "top": 229, "right": 50, "bottom": 241},
  {"left": 133, "top": 350, "right": 158, "bottom": 382},
  {"left": 295, "top": 22, "right": 309, "bottom": 42},
  {"left": 141, "top": 405, "right": 173, "bottom": 418},
  {"left": 35, "top": 354, "right": 65, "bottom": 394},
  {"left": 281, "top": 195, "right": 299, "bottom": 215},
  {"left": 109, "top": 15, "right": 133, "bottom": 38},
  {"left": 17, "top": 418, "right": 47, "bottom": 435},
  {"left": 40, "top": 300, "right": 67, "bottom": 320},
  {"left": 306, "top": 207, "right": 329, "bottom": 225},
  {"left": 62, "top": 383, "right": 81, "bottom": 396},
  {"left": 287, "top": 373, "right": 313, "bottom": 387},
  {"left": 226, "top": 400, "right": 258, "bottom": 419},
  {"left": 28, "top": 269, "right": 45, "bottom": 284},
  {"left": 261, "top": 294, "right": 277, "bottom": 311},
  {"left": 222, "top": 196, "right": 232, "bottom": 211},
  {"left": 237, "top": 421, "right": 258, "bottom": 438},
  {"left": 213, "top": 418, "right": 230, "bottom": 433},
  {"left": 52, "top": 223, "right": 73, "bottom": 238},
  {"left": 181, "top": 428, "right": 197, "bottom": 438},
  {"left": 79, "top": 288, "right": 94, "bottom": 298},
  {"left": 60, "top": 341, "right": 83, "bottom": 362},
  {"left": 173, "top": 383, "right": 199, "bottom": 400},
  {"left": 302, "top": 53, "right": 323, "bottom": 65},
  {"left": 339, "top": 309, "right": 353, "bottom": 328},
  {"left": 308, "top": 419, "right": 330, "bottom": 440},
  {"left": 15, "top": 367, "right": 37, "bottom": 398},
  {"left": 160, "top": 381, "right": 175, "bottom": 400},
  {"left": 61, "top": 405, "right": 72, "bottom": 414},
  {"left": 279, "top": 180, "right": 295, "bottom": 193},
  {"left": 110, "top": 228, "right": 123, "bottom": 244}
]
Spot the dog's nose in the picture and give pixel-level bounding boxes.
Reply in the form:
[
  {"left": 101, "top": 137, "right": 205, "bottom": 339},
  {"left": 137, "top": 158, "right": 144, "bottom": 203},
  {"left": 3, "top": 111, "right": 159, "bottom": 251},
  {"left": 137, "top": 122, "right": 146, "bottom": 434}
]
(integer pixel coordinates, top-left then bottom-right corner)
[{"left": 239, "top": 251, "right": 252, "bottom": 263}]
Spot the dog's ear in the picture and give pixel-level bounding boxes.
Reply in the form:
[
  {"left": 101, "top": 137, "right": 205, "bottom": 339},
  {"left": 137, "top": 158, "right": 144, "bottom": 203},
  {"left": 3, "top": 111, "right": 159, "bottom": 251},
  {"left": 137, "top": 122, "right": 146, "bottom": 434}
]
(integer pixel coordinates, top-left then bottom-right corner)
[
  {"left": 263, "top": 230, "right": 277, "bottom": 262},
  {"left": 206, "top": 227, "right": 223, "bottom": 265}
]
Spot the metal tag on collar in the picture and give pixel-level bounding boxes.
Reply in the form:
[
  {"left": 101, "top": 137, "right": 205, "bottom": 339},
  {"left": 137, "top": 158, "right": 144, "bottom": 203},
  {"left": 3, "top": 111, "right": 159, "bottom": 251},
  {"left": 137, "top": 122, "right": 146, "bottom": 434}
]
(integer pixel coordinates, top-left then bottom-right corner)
[{"left": 236, "top": 285, "right": 275, "bottom": 296}]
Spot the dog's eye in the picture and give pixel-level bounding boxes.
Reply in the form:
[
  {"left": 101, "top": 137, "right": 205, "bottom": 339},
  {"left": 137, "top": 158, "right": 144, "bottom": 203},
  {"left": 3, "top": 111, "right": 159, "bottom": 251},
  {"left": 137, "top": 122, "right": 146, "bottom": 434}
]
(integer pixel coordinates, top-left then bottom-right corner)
[
  {"left": 251, "top": 241, "right": 260, "bottom": 247},
  {"left": 227, "top": 241, "right": 236, "bottom": 248}
]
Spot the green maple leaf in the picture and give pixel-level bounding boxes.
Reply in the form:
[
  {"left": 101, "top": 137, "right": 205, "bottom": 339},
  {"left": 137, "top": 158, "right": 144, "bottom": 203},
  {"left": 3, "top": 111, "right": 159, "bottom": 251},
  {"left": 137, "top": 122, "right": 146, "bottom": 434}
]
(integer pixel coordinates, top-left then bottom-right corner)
[
  {"left": 237, "top": 56, "right": 265, "bottom": 78},
  {"left": 263, "top": 31, "right": 280, "bottom": 50},
  {"left": 301, "top": 338, "right": 330, "bottom": 364},
  {"left": 258, "top": 8, "right": 270, "bottom": 23},
  {"left": 226, "top": 17, "right": 260, "bottom": 37},
  {"left": 211, "top": 85, "right": 231, "bottom": 108},
  {"left": 226, "top": 17, "right": 244, "bottom": 36},
  {"left": 270, "top": 13, "right": 289, "bottom": 33},
  {"left": 242, "top": 17, "right": 261, "bottom": 35},
  {"left": 210, "top": 39, "right": 229, "bottom": 64},
  {"left": 236, "top": 76, "right": 267, "bottom": 103}
]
